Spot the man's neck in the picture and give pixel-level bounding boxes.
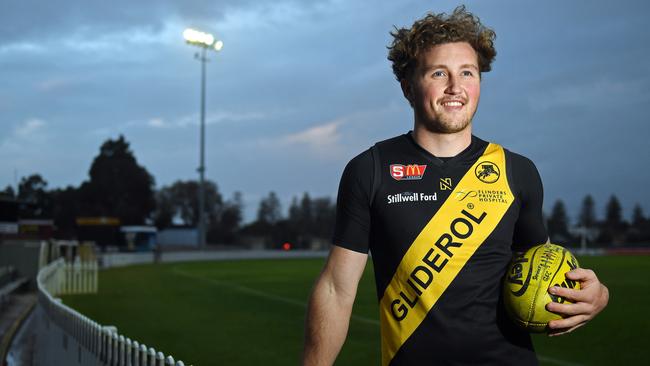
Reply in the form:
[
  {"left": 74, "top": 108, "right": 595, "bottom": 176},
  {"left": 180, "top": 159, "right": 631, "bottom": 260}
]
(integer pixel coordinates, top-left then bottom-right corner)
[{"left": 412, "top": 124, "right": 473, "bottom": 158}]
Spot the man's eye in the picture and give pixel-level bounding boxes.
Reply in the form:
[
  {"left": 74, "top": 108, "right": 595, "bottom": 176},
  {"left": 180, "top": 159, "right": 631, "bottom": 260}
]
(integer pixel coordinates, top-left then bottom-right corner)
[
  {"left": 461, "top": 70, "right": 474, "bottom": 77},
  {"left": 432, "top": 71, "right": 445, "bottom": 77}
]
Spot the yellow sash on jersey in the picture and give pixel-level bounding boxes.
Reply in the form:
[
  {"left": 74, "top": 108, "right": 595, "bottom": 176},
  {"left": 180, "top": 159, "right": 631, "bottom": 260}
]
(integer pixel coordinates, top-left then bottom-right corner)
[{"left": 379, "top": 143, "right": 514, "bottom": 365}]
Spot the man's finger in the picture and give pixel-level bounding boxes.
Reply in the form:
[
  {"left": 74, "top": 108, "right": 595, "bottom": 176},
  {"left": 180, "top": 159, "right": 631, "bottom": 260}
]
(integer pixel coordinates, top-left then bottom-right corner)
[
  {"left": 546, "top": 301, "right": 589, "bottom": 316},
  {"left": 547, "top": 314, "right": 588, "bottom": 330},
  {"left": 548, "top": 285, "right": 586, "bottom": 302},
  {"left": 565, "top": 268, "right": 597, "bottom": 282}
]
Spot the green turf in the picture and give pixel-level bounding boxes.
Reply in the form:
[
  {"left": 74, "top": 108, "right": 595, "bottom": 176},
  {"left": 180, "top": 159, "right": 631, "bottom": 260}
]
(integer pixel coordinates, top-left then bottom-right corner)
[{"left": 61, "top": 255, "right": 648, "bottom": 366}]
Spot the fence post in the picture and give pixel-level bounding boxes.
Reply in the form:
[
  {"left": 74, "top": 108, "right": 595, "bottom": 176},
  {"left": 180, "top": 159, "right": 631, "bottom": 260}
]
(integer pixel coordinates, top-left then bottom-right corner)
[
  {"left": 132, "top": 340, "right": 140, "bottom": 366},
  {"left": 105, "top": 328, "right": 113, "bottom": 366},
  {"left": 93, "top": 260, "right": 99, "bottom": 292},
  {"left": 112, "top": 332, "right": 119, "bottom": 366},
  {"left": 125, "top": 338, "right": 132, "bottom": 366},
  {"left": 139, "top": 344, "right": 148, "bottom": 366},
  {"left": 164, "top": 356, "right": 175, "bottom": 366},
  {"left": 76, "top": 258, "right": 82, "bottom": 293},
  {"left": 147, "top": 347, "right": 156, "bottom": 366},
  {"left": 119, "top": 335, "right": 126, "bottom": 366}
]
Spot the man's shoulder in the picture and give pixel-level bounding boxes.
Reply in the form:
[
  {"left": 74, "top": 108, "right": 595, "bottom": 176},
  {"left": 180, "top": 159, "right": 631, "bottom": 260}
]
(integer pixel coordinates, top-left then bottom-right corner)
[
  {"left": 503, "top": 147, "right": 537, "bottom": 172},
  {"left": 479, "top": 137, "right": 537, "bottom": 170},
  {"left": 374, "top": 133, "right": 408, "bottom": 149},
  {"left": 489, "top": 142, "right": 542, "bottom": 192},
  {"left": 345, "top": 133, "right": 408, "bottom": 168},
  {"left": 476, "top": 137, "right": 540, "bottom": 187}
]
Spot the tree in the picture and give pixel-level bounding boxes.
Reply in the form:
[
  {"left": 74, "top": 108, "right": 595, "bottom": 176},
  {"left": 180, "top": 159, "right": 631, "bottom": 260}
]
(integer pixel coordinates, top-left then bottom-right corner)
[
  {"left": 17, "top": 174, "right": 52, "bottom": 218},
  {"left": 154, "top": 180, "right": 223, "bottom": 227},
  {"left": 208, "top": 191, "right": 244, "bottom": 244},
  {"left": 288, "top": 192, "right": 314, "bottom": 239},
  {"left": 257, "top": 191, "right": 282, "bottom": 225},
  {"left": 300, "top": 192, "right": 313, "bottom": 228},
  {"left": 79, "top": 135, "right": 156, "bottom": 225},
  {"left": 632, "top": 204, "right": 645, "bottom": 227},
  {"left": 288, "top": 197, "right": 300, "bottom": 223},
  {"left": 605, "top": 195, "right": 623, "bottom": 227},
  {"left": 578, "top": 195, "right": 596, "bottom": 228},
  {"left": 628, "top": 203, "right": 649, "bottom": 243},
  {"left": 1, "top": 185, "right": 15, "bottom": 199},
  {"left": 547, "top": 199, "right": 571, "bottom": 243},
  {"left": 598, "top": 195, "right": 627, "bottom": 246},
  {"left": 311, "top": 197, "right": 335, "bottom": 239},
  {"left": 51, "top": 186, "right": 81, "bottom": 239},
  {"left": 153, "top": 188, "right": 175, "bottom": 229},
  {"left": 154, "top": 180, "right": 245, "bottom": 244}
]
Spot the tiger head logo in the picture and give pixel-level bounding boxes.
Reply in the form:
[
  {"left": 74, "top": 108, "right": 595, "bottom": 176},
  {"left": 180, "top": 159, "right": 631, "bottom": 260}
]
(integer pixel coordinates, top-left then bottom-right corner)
[{"left": 475, "top": 161, "right": 500, "bottom": 183}]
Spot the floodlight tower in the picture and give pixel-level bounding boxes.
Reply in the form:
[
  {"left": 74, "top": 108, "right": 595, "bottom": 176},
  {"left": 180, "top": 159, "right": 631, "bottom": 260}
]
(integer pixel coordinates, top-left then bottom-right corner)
[{"left": 183, "top": 28, "right": 224, "bottom": 248}]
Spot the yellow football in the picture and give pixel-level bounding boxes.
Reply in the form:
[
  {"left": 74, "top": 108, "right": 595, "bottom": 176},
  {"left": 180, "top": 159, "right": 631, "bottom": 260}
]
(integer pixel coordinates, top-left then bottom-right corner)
[{"left": 503, "top": 243, "right": 580, "bottom": 332}]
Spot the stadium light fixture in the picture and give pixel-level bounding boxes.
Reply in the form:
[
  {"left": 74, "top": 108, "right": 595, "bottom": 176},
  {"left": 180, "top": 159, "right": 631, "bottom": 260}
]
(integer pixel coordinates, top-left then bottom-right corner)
[{"left": 183, "top": 28, "right": 223, "bottom": 249}]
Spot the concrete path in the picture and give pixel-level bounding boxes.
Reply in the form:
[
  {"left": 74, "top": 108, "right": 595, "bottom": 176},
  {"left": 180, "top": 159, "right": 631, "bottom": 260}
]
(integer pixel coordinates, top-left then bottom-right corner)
[{"left": 1, "top": 292, "right": 37, "bottom": 366}]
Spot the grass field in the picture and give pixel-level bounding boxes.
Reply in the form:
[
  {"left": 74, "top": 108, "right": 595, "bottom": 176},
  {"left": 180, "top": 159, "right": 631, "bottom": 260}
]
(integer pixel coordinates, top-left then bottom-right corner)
[{"left": 61, "top": 255, "right": 648, "bottom": 366}]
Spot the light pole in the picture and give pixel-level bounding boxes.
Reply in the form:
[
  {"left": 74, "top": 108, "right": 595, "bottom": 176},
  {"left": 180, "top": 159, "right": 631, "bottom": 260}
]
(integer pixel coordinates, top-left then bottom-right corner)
[{"left": 183, "top": 28, "right": 224, "bottom": 248}]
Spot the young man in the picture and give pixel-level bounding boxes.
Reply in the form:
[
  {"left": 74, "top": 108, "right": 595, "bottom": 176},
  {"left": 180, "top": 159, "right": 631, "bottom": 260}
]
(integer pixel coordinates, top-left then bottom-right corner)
[{"left": 303, "top": 6, "right": 609, "bottom": 366}]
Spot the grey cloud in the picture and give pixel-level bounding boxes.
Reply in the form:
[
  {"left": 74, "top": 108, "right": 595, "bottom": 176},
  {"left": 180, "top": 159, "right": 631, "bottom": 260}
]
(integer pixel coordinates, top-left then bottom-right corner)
[{"left": 0, "top": 0, "right": 334, "bottom": 47}]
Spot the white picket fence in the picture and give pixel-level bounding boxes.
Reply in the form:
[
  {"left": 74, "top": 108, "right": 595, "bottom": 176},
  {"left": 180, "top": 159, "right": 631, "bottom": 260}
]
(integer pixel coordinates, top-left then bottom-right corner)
[{"left": 37, "top": 257, "right": 189, "bottom": 366}]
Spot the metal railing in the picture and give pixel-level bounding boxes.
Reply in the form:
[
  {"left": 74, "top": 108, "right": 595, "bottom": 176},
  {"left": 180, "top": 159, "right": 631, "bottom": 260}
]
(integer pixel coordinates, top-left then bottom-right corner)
[{"left": 37, "top": 257, "right": 188, "bottom": 366}]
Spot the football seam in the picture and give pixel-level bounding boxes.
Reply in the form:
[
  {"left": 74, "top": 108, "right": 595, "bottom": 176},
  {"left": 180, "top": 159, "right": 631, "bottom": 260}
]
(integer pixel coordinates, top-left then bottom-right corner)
[{"left": 528, "top": 244, "right": 555, "bottom": 327}]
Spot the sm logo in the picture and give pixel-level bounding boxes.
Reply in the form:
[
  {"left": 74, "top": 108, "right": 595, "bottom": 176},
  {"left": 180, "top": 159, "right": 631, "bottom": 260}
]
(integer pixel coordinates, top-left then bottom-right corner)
[{"left": 390, "top": 164, "right": 427, "bottom": 181}]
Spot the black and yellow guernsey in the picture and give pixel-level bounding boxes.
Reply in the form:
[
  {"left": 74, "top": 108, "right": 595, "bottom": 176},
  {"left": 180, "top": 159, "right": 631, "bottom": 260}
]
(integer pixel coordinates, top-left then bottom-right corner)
[{"left": 333, "top": 132, "right": 548, "bottom": 366}]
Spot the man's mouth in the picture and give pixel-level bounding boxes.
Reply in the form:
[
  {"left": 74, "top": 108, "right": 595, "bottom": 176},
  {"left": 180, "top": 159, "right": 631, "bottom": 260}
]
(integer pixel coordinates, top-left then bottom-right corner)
[{"left": 440, "top": 100, "right": 465, "bottom": 108}]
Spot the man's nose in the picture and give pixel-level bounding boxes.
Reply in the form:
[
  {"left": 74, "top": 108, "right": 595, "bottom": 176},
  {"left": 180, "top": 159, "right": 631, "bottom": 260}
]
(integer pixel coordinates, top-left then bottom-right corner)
[{"left": 445, "top": 75, "right": 462, "bottom": 94}]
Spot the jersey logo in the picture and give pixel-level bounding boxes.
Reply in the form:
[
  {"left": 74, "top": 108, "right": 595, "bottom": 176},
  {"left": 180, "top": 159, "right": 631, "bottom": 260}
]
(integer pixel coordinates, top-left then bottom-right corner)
[
  {"left": 475, "top": 161, "right": 500, "bottom": 183},
  {"left": 439, "top": 178, "right": 452, "bottom": 190},
  {"left": 390, "top": 164, "right": 427, "bottom": 181}
]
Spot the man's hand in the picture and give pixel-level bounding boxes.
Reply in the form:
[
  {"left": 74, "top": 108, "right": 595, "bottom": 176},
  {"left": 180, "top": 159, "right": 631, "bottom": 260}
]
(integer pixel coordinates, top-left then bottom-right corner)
[{"left": 545, "top": 268, "right": 609, "bottom": 336}]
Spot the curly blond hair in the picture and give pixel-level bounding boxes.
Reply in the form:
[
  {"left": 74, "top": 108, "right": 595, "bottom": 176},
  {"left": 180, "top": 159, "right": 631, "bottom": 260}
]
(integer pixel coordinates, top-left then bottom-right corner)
[{"left": 387, "top": 5, "right": 496, "bottom": 81}]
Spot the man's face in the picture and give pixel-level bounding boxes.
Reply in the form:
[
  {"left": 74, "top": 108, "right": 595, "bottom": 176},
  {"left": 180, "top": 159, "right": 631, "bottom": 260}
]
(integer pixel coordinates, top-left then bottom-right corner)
[{"left": 402, "top": 42, "right": 481, "bottom": 134}]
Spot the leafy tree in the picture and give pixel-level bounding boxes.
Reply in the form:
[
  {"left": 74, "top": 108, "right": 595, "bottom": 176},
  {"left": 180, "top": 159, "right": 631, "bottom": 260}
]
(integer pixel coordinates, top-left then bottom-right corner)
[
  {"left": 605, "top": 195, "right": 623, "bottom": 227},
  {"left": 1, "top": 185, "right": 15, "bottom": 199},
  {"left": 285, "top": 193, "right": 336, "bottom": 247},
  {"left": 257, "top": 191, "right": 282, "bottom": 225},
  {"left": 79, "top": 135, "right": 155, "bottom": 225},
  {"left": 154, "top": 180, "right": 245, "bottom": 244},
  {"left": 300, "top": 193, "right": 313, "bottom": 229},
  {"left": 153, "top": 188, "right": 175, "bottom": 228},
  {"left": 221, "top": 191, "right": 244, "bottom": 232},
  {"left": 628, "top": 204, "right": 650, "bottom": 243},
  {"left": 154, "top": 180, "right": 222, "bottom": 226},
  {"left": 288, "top": 197, "right": 300, "bottom": 223},
  {"left": 208, "top": 191, "right": 244, "bottom": 244},
  {"left": 598, "top": 195, "right": 627, "bottom": 245},
  {"left": 0, "top": 185, "right": 18, "bottom": 222},
  {"left": 632, "top": 204, "right": 645, "bottom": 227},
  {"left": 547, "top": 199, "right": 571, "bottom": 243},
  {"left": 17, "top": 174, "right": 52, "bottom": 218},
  {"left": 578, "top": 195, "right": 596, "bottom": 228},
  {"left": 311, "top": 197, "right": 335, "bottom": 238},
  {"left": 51, "top": 186, "right": 81, "bottom": 239}
]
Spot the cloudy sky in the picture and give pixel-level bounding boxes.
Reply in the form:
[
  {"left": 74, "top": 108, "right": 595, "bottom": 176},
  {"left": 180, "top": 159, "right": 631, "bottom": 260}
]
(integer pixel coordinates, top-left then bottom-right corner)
[{"left": 1, "top": 0, "right": 649, "bottom": 222}]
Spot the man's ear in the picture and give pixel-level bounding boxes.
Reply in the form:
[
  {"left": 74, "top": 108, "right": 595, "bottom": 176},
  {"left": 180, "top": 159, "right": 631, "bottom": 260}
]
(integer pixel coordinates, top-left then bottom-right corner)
[{"left": 400, "top": 78, "right": 414, "bottom": 107}]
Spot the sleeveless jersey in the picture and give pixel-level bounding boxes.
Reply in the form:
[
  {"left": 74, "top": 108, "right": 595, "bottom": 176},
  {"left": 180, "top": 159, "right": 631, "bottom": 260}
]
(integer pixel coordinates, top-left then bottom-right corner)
[{"left": 333, "top": 132, "right": 548, "bottom": 366}]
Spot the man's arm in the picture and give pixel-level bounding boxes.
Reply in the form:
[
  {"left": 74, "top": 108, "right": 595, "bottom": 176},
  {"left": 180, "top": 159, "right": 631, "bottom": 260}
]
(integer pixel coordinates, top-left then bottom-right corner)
[
  {"left": 302, "top": 245, "right": 368, "bottom": 366},
  {"left": 511, "top": 155, "right": 609, "bottom": 335}
]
